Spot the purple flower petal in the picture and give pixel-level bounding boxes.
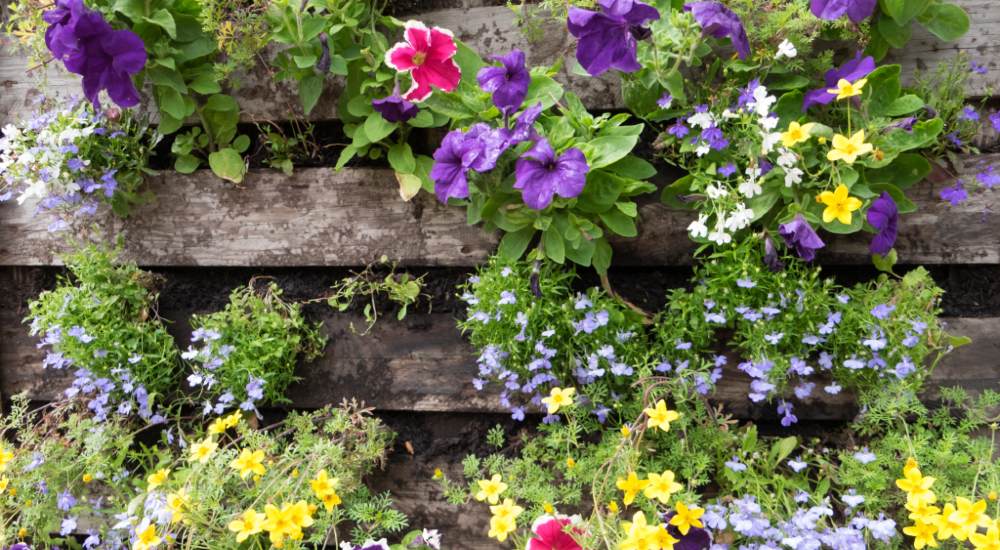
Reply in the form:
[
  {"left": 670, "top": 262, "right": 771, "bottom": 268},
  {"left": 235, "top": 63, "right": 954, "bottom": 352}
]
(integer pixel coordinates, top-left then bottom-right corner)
[
  {"left": 684, "top": 2, "right": 751, "bottom": 60},
  {"left": 567, "top": 0, "right": 660, "bottom": 76},
  {"left": 514, "top": 138, "right": 589, "bottom": 210},
  {"left": 867, "top": 192, "right": 898, "bottom": 255}
]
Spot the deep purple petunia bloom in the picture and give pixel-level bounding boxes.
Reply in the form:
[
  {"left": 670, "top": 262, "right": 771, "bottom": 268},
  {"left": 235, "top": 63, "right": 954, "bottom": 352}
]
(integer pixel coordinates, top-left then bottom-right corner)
[
  {"left": 810, "top": 0, "right": 877, "bottom": 23},
  {"left": 44, "top": 0, "right": 147, "bottom": 108},
  {"left": 372, "top": 94, "right": 419, "bottom": 122},
  {"left": 514, "top": 138, "right": 589, "bottom": 209},
  {"left": 684, "top": 2, "right": 751, "bottom": 60},
  {"left": 477, "top": 49, "right": 530, "bottom": 116},
  {"left": 802, "top": 53, "right": 876, "bottom": 111},
  {"left": 430, "top": 124, "right": 508, "bottom": 203},
  {"left": 778, "top": 214, "right": 826, "bottom": 261},
  {"left": 867, "top": 192, "right": 898, "bottom": 255},
  {"left": 499, "top": 102, "right": 543, "bottom": 145},
  {"left": 567, "top": 0, "right": 660, "bottom": 76},
  {"left": 939, "top": 181, "right": 969, "bottom": 205}
]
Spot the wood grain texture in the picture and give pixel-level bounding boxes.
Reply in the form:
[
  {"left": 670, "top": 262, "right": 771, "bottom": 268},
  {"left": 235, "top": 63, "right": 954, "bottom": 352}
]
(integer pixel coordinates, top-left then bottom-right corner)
[
  {"left": 3, "top": 0, "right": 996, "bottom": 126},
  {"left": 2, "top": 155, "right": 998, "bottom": 267}
]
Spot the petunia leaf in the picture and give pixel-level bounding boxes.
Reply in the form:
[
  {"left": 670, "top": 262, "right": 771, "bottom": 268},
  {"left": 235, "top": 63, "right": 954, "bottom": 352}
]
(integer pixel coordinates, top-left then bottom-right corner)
[
  {"left": 864, "top": 65, "right": 902, "bottom": 117},
  {"left": 592, "top": 238, "right": 613, "bottom": 275},
  {"left": 582, "top": 135, "right": 641, "bottom": 170},
  {"left": 387, "top": 143, "right": 416, "bottom": 174},
  {"left": 299, "top": 74, "right": 324, "bottom": 115},
  {"left": 144, "top": 9, "right": 176, "bottom": 39},
  {"left": 498, "top": 227, "right": 536, "bottom": 262},
  {"left": 882, "top": 0, "right": 931, "bottom": 25},
  {"left": 599, "top": 209, "right": 638, "bottom": 237},
  {"left": 865, "top": 153, "right": 931, "bottom": 189},
  {"left": 918, "top": 3, "right": 970, "bottom": 41},
  {"left": 542, "top": 227, "right": 566, "bottom": 264},
  {"left": 208, "top": 148, "right": 247, "bottom": 184},
  {"left": 363, "top": 112, "right": 397, "bottom": 143},
  {"left": 523, "top": 75, "right": 564, "bottom": 111},
  {"left": 876, "top": 14, "right": 911, "bottom": 48}
]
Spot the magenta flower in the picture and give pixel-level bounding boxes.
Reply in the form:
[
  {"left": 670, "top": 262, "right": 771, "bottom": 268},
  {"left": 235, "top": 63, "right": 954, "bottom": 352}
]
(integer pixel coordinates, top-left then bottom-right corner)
[
  {"left": 385, "top": 21, "right": 461, "bottom": 102},
  {"left": 684, "top": 2, "right": 751, "bottom": 60},
  {"left": 44, "top": 0, "right": 147, "bottom": 108},
  {"left": 567, "top": 0, "right": 660, "bottom": 76},
  {"left": 803, "top": 53, "right": 875, "bottom": 111},
  {"left": 778, "top": 214, "right": 825, "bottom": 262},
  {"left": 371, "top": 94, "right": 419, "bottom": 123},
  {"left": 810, "top": 0, "right": 877, "bottom": 23},
  {"left": 477, "top": 49, "right": 530, "bottom": 116},
  {"left": 527, "top": 515, "right": 584, "bottom": 550},
  {"left": 867, "top": 192, "right": 898, "bottom": 255},
  {"left": 514, "top": 138, "right": 589, "bottom": 210}
]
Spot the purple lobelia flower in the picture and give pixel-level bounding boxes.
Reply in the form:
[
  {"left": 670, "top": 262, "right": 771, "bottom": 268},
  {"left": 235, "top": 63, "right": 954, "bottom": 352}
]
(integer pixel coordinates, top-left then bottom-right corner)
[
  {"left": 44, "top": 0, "right": 147, "bottom": 108},
  {"left": 567, "top": 0, "right": 660, "bottom": 76},
  {"left": 810, "top": 0, "right": 877, "bottom": 23},
  {"left": 477, "top": 49, "right": 530, "bottom": 116},
  {"left": 371, "top": 94, "right": 418, "bottom": 123},
  {"left": 939, "top": 181, "right": 968, "bottom": 205},
  {"left": 514, "top": 138, "right": 589, "bottom": 210},
  {"left": 684, "top": 2, "right": 751, "bottom": 60},
  {"left": 867, "top": 192, "right": 898, "bottom": 255},
  {"left": 778, "top": 214, "right": 825, "bottom": 261},
  {"left": 803, "top": 53, "right": 875, "bottom": 111},
  {"left": 431, "top": 124, "right": 508, "bottom": 203}
]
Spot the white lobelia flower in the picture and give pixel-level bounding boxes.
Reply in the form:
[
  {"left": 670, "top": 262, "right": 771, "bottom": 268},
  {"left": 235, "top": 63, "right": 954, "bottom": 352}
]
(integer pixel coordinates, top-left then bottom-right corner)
[
  {"left": 708, "top": 223, "right": 732, "bottom": 245},
  {"left": 776, "top": 39, "right": 797, "bottom": 59},
  {"left": 759, "top": 115, "right": 780, "bottom": 132},
  {"left": 761, "top": 132, "right": 782, "bottom": 154},
  {"left": 722, "top": 108, "right": 740, "bottom": 120},
  {"left": 784, "top": 167, "right": 804, "bottom": 187},
  {"left": 705, "top": 183, "right": 729, "bottom": 200},
  {"left": 695, "top": 142, "right": 711, "bottom": 157},
  {"left": 688, "top": 214, "right": 709, "bottom": 238},
  {"left": 776, "top": 148, "right": 798, "bottom": 168},
  {"left": 727, "top": 203, "right": 754, "bottom": 231},
  {"left": 738, "top": 178, "right": 762, "bottom": 198},
  {"left": 687, "top": 111, "right": 715, "bottom": 129},
  {"left": 752, "top": 86, "right": 777, "bottom": 117}
]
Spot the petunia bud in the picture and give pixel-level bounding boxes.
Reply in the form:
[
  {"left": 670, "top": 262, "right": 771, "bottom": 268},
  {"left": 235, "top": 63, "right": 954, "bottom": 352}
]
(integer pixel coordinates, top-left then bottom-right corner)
[
  {"left": 315, "top": 33, "right": 331, "bottom": 75},
  {"left": 763, "top": 235, "right": 784, "bottom": 272},
  {"left": 104, "top": 106, "right": 122, "bottom": 121}
]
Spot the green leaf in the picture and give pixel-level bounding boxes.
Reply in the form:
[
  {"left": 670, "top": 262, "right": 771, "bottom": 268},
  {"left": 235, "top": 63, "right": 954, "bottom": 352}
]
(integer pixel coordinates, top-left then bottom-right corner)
[
  {"left": 335, "top": 145, "right": 358, "bottom": 170},
  {"left": 363, "top": 112, "right": 397, "bottom": 143},
  {"left": 599, "top": 209, "right": 638, "bottom": 237},
  {"left": 615, "top": 201, "right": 638, "bottom": 217},
  {"left": 577, "top": 171, "right": 623, "bottom": 213},
  {"left": 662, "top": 68, "right": 686, "bottom": 103},
  {"left": 453, "top": 40, "right": 485, "bottom": 81},
  {"left": 498, "top": 227, "right": 536, "bottom": 262},
  {"left": 394, "top": 171, "right": 422, "bottom": 201},
  {"left": 592, "top": 238, "right": 613, "bottom": 274},
  {"left": 865, "top": 153, "right": 931, "bottom": 189},
  {"left": 208, "top": 149, "right": 246, "bottom": 183},
  {"left": 872, "top": 248, "right": 898, "bottom": 273},
  {"left": 232, "top": 134, "right": 251, "bottom": 153},
  {"left": 387, "top": 143, "right": 416, "bottom": 174},
  {"left": 564, "top": 238, "right": 595, "bottom": 267},
  {"left": 543, "top": 228, "right": 566, "bottom": 264},
  {"left": 406, "top": 110, "right": 436, "bottom": 128},
  {"left": 156, "top": 86, "right": 188, "bottom": 121},
  {"left": 583, "top": 135, "right": 641, "bottom": 170},
  {"left": 299, "top": 74, "right": 324, "bottom": 115},
  {"left": 523, "top": 75, "right": 564, "bottom": 110},
  {"left": 188, "top": 73, "right": 222, "bottom": 95},
  {"left": 144, "top": 9, "right": 176, "bottom": 39},
  {"left": 918, "top": 3, "right": 970, "bottom": 41},
  {"left": 864, "top": 65, "right": 902, "bottom": 117},
  {"left": 766, "top": 73, "right": 810, "bottom": 91},
  {"left": 884, "top": 94, "right": 924, "bottom": 116},
  {"left": 877, "top": 14, "right": 912, "bottom": 48},
  {"left": 293, "top": 54, "right": 318, "bottom": 69},
  {"left": 870, "top": 183, "right": 917, "bottom": 213},
  {"left": 882, "top": 0, "right": 930, "bottom": 25},
  {"left": 347, "top": 95, "right": 373, "bottom": 118},
  {"left": 770, "top": 436, "right": 798, "bottom": 467},
  {"left": 174, "top": 154, "right": 200, "bottom": 174},
  {"left": 880, "top": 118, "right": 943, "bottom": 153},
  {"left": 606, "top": 155, "right": 657, "bottom": 180},
  {"left": 157, "top": 112, "right": 183, "bottom": 135},
  {"left": 774, "top": 91, "right": 805, "bottom": 130},
  {"left": 147, "top": 66, "right": 187, "bottom": 94}
]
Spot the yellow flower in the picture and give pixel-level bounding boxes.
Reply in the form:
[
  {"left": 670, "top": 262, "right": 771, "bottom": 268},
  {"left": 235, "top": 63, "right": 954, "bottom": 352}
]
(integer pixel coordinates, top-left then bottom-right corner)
[
  {"left": 286, "top": 500, "right": 314, "bottom": 530},
  {"left": 936, "top": 503, "right": 965, "bottom": 540},
  {"left": 543, "top": 502, "right": 555, "bottom": 515},
  {"left": 541, "top": 387, "right": 575, "bottom": 415},
  {"left": 488, "top": 514, "right": 517, "bottom": 542},
  {"left": 971, "top": 524, "right": 1000, "bottom": 550},
  {"left": 166, "top": 489, "right": 189, "bottom": 524},
  {"left": 620, "top": 425, "right": 631, "bottom": 437},
  {"left": 781, "top": 121, "right": 816, "bottom": 148},
  {"left": 653, "top": 523, "right": 680, "bottom": 549},
  {"left": 904, "top": 521, "right": 940, "bottom": 549},
  {"left": 566, "top": 457, "right": 576, "bottom": 469},
  {"left": 828, "top": 77, "right": 867, "bottom": 100},
  {"left": 291, "top": 468, "right": 299, "bottom": 478},
  {"left": 644, "top": 399, "right": 681, "bottom": 432},
  {"left": 82, "top": 473, "right": 94, "bottom": 484},
  {"left": 0, "top": 477, "right": 9, "bottom": 493},
  {"left": 905, "top": 499, "right": 940, "bottom": 523},
  {"left": 319, "top": 490, "right": 342, "bottom": 512},
  {"left": 189, "top": 438, "right": 218, "bottom": 464},
  {"left": 826, "top": 129, "right": 873, "bottom": 165},
  {"left": 310, "top": 469, "right": 339, "bottom": 496},
  {"left": 949, "top": 497, "right": 991, "bottom": 538},
  {"left": 990, "top": 491, "right": 998, "bottom": 501},
  {"left": 608, "top": 500, "right": 620, "bottom": 514},
  {"left": 223, "top": 411, "right": 242, "bottom": 428},
  {"left": 263, "top": 503, "right": 299, "bottom": 548},
  {"left": 17, "top": 527, "right": 27, "bottom": 538},
  {"left": 644, "top": 470, "right": 683, "bottom": 504},
  {"left": 489, "top": 498, "right": 524, "bottom": 524},
  {"left": 146, "top": 468, "right": 170, "bottom": 491},
  {"left": 230, "top": 449, "right": 266, "bottom": 479},
  {"left": 669, "top": 502, "right": 705, "bottom": 535},
  {"left": 616, "top": 471, "right": 649, "bottom": 506},
  {"left": 0, "top": 447, "right": 13, "bottom": 471},
  {"left": 433, "top": 468, "right": 444, "bottom": 480},
  {"left": 475, "top": 474, "right": 508, "bottom": 505},
  {"left": 133, "top": 520, "right": 162, "bottom": 550},
  {"left": 228, "top": 508, "right": 266, "bottom": 543},
  {"left": 207, "top": 417, "right": 228, "bottom": 435},
  {"left": 817, "top": 184, "right": 863, "bottom": 225},
  {"left": 618, "top": 511, "right": 660, "bottom": 550}
]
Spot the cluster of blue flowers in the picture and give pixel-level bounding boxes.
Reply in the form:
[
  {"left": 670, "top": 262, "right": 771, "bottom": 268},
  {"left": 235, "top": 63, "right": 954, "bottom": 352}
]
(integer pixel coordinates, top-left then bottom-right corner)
[{"left": 181, "top": 327, "right": 266, "bottom": 417}]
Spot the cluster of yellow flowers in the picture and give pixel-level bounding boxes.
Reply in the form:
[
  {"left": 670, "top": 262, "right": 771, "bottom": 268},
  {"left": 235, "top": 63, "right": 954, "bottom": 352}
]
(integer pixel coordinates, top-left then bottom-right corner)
[
  {"left": 310, "top": 469, "right": 343, "bottom": 512},
  {"left": 897, "top": 458, "right": 999, "bottom": 550},
  {"left": 473, "top": 474, "right": 524, "bottom": 541},
  {"left": 0, "top": 445, "right": 13, "bottom": 495},
  {"left": 228, "top": 500, "right": 315, "bottom": 548},
  {"left": 618, "top": 502, "right": 704, "bottom": 550}
]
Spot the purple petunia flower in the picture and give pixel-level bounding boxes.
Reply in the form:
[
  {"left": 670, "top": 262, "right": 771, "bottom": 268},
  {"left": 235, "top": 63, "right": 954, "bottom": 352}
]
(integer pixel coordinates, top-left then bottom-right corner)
[
  {"left": 763, "top": 235, "right": 784, "bottom": 272},
  {"left": 430, "top": 124, "right": 508, "bottom": 203},
  {"left": 371, "top": 94, "right": 418, "bottom": 123},
  {"left": 44, "top": 0, "right": 148, "bottom": 108},
  {"left": 867, "top": 192, "right": 898, "bottom": 255},
  {"left": 514, "top": 138, "right": 589, "bottom": 210},
  {"left": 778, "top": 214, "right": 825, "bottom": 262},
  {"left": 477, "top": 49, "right": 530, "bottom": 116},
  {"left": 684, "top": 2, "right": 751, "bottom": 59},
  {"left": 567, "top": 0, "right": 660, "bottom": 76},
  {"left": 810, "top": 0, "right": 877, "bottom": 23},
  {"left": 803, "top": 53, "right": 876, "bottom": 111},
  {"left": 939, "top": 181, "right": 969, "bottom": 205}
]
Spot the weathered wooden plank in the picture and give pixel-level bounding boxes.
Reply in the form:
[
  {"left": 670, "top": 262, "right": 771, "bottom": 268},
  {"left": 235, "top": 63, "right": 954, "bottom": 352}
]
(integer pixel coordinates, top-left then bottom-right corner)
[
  {"left": 3, "top": 302, "right": 998, "bottom": 420},
  {"left": 3, "top": 0, "right": 995, "bottom": 126},
  {"left": 2, "top": 154, "right": 997, "bottom": 267}
]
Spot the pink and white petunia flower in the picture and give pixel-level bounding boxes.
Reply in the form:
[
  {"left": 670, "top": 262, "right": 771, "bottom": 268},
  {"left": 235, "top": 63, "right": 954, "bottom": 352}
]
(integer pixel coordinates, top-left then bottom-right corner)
[
  {"left": 385, "top": 20, "right": 461, "bottom": 102},
  {"left": 526, "top": 514, "right": 585, "bottom": 550}
]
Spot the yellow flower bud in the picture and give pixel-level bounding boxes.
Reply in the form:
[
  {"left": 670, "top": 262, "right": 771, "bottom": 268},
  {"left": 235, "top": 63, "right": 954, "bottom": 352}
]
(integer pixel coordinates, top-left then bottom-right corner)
[
  {"left": 989, "top": 491, "right": 997, "bottom": 501},
  {"left": 566, "top": 457, "right": 576, "bottom": 469},
  {"left": 543, "top": 502, "right": 554, "bottom": 515},
  {"left": 17, "top": 527, "right": 27, "bottom": 538},
  {"left": 608, "top": 501, "right": 619, "bottom": 514},
  {"left": 82, "top": 473, "right": 94, "bottom": 484},
  {"left": 433, "top": 468, "right": 444, "bottom": 480}
]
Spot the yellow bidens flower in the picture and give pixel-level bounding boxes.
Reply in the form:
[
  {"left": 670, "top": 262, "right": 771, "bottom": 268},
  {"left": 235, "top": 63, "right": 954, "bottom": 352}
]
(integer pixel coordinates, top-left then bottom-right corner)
[
  {"left": 936, "top": 502, "right": 966, "bottom": 540},
  {"left": 189, "top": 438, "right": 218, "bottom": 464},
  {"left": 970, "top": 524, "right": 1000, "bottom": 550},
  {"left": 475, "top": 474, "right": 508, "bottom": 505},
  {"left": 488, "top": 498, "right": 523, "bottom": 542},
  {"left": 310, "top": 469, "right": 342, "bottom": 512},
  {"left": 230, "top": 449, "right": 266, "bottom": 479},
  {"left": 669, "top": 502, "right": 705, "bottom": 535},
  {"left": 82, "top": 473, "right": 94, "bottom": 484},
  {"left": 608, "top": 500, "right": 620, "bottom": 514},
  {"left": 781, "top": 121, "right": 816, "bottom": 148},
  {"left": 133, "top": 520, "right": 162, "bottom": 550},
  {"left": 827, "top": 129, "right": 873, "bottom": 165},
  {"left": 0, "top": 477, "right": 9, "bottom": 493},
  {"left": 644, "top": 399, "right": 681, "bottom": 432},
  {"left": 828, "top": 77, "right": 867, "bottom": 100},
  {"left": 207, "top": 417, "right": 229, "bottom": 435},
  {"left": 263, "top": 501, "right": 314, "bottom": 548},
  {"left": 616, "top": 471, "right": 649, "bottom": 506},
  {"left": 146, "top": 468, "right": 170, "bottom": 491},
  {"left": 543, "top": 502, "right": 555, "bottom": 515},
  {"left": 619, "top": 511, "right": 673, "bottom": 550},
  {"left": 17, "top": 527, "right": 27, "bottom": 538},
  {"left": 0, "top": 447, "right": 13, "bottom": 471},
  {"left": 620, "top": 425, "right": 631, "bottom": 437},
  {"left": 166, "top": 489, "right": 189, "bottom": 524},
  {"left": 541, "top": 387, "right": 575, "bottom": 415},
  {"left": 566, "top": 457, "right": 576, "bottom": 469},
  {"left": 817, "top": 184, "right": 863, "bottom": 225},
  {"left": 896, "top": 458, "right": 936, "bottom": 505},
  {"left": 433, "top": 468, "right": 444, "bottom": 480},
  {"left": 228, "top": 508, "right": 266, "bottom": 543},
  {"left": 644, "top": 470, "right": 683, "bottom": 504},
  {"left": 904, "top": 520, "right": 940, "bottom": 549},
  {"left": 905, "top": 499, "right": 940, "bottom": 523},
  {"left": 949, "top": 497, "right": 991, "bottom": 538},
  {"left": 223, "top": 411, "right": 242, "bottom": 428}
]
